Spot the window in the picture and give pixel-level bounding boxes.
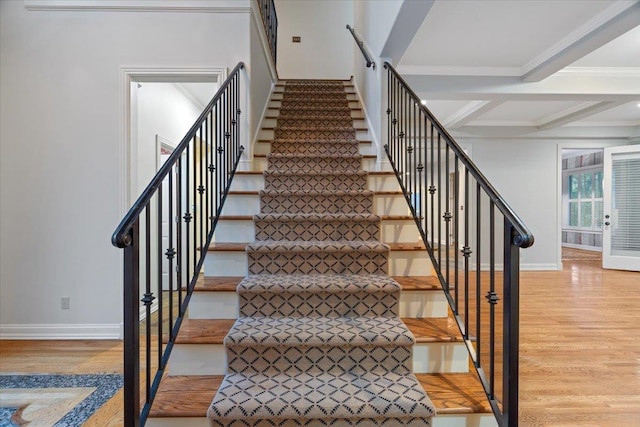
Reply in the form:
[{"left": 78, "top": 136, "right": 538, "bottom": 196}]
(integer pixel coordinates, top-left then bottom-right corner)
[{"left": 567, "top": 170, "right": 603, "bottom": 231}]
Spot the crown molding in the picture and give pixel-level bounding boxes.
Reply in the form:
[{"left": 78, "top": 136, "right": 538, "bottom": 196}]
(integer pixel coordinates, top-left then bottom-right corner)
[{"left": 24, "top": 0, "right": 251, "bottom": 12}]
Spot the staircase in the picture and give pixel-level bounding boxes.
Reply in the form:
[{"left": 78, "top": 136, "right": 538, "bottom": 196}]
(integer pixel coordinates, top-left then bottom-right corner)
[{"left": 146, "top": 80, "right": 496, "bottom": 427}]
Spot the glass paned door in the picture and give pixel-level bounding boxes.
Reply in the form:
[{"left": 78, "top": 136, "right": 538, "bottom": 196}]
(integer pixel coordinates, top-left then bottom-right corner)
[{"left": 603, "top": 145, "right": 640, "bottom": 271}]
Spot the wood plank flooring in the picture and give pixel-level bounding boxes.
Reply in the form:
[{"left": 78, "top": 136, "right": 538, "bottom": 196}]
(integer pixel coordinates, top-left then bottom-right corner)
[{"left": 1, "top": 258, "right": 639, "bottom": 426}]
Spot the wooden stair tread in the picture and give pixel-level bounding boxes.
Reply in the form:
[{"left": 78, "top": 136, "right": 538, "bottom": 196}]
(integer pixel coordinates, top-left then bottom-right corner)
[
  {"left": 234, "top": 170, "right": 394, "bottom": 176},
  {"left": 206, "top": 242, "right": 426, "bottom": 251},
  {"left": 258, "top": 139, "right": 372, "bottom": 144},
  {"left": 217, "top": 215, "right": 415, "bottom": 221},
  {"left": 148, "top": 373, "right": 491, "bottom": 418},
  {"left": 172, "top": 317, "right": 458, "bottom": 345},
  {"left": 170, "top": 319, "right": 235, "bottom": 344},
  {"left": 253, "top": 153, "right": 375, "bottom": 159},
  {"left": 149, "top": 375, "right": 223, "bottom": 418},
  {"left": 200, "top": 276, "right": 244, "bottom": 291},
  {"left": 393, "top": 276, "right": 440, "bottom": 291},
  {"left": 228, "top": 190, "right": 404, "bottom": 195},
  {"left": 402, "top": 318, "right": 461, "bottom": 343},
  {"left": 417, "top": 373, "right": 493, "bottom": 414},
  {"left": 195, "top": 276, "right": 439, "bottom": 292}
]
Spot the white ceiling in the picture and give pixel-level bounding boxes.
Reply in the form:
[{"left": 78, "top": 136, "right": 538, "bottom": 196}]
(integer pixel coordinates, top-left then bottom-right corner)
[{"left": 397, "top": 0, "right": 640, "bottom": 137}]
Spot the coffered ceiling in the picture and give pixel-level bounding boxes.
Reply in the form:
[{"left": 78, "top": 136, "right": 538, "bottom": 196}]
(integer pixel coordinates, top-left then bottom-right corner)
[{"left": 397, "top": 0, "right": 640, "bottom": 138}]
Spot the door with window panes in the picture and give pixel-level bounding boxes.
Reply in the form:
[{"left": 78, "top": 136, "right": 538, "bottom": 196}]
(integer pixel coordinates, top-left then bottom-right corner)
[
  {"left": 567, "top": 169, "right": 604, "bottom": 245},
  {"left": 603, "top": 145, "right": 640, "bottom": 271}
]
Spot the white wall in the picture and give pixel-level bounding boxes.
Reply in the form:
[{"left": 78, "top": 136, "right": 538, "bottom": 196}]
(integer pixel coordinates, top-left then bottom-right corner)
[
  {"left": 0, "top": 0, "right": 252, "bottom": 338},
  {"left": 275, "top": 0, "right": 354, "bottom": 80},
  {"left": 459, "top": 137, "right": 629, "bottom": 270},
  {"left": 249, "top": 11, "right": 276, "bottom": 160},
  {"left": 352, "top": 0, "right": 407, "bottom": 167}
]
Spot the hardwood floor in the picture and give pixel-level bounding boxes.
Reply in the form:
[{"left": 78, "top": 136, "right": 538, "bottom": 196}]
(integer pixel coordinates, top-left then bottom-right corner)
[{"left": 1, "top": 258, "right": 638, "bottom": 426}]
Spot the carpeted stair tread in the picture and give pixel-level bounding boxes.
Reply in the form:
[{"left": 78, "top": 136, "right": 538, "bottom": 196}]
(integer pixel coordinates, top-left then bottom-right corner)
[
  {"left": 150, "top": 373, "right": 489, "bottom": 419},
  {"left": 246, "top": 240, "right": 389, "bottom": 254},
  {"left": 237, "top": 274, "right": 399, "bottom": 295},
  {"left": 208, "top": 371, "right": 435, "bottom": 425},
  {"left": 236, "top": 274, "right": 400, "bottom": 317},
  {"left": 254, "top": 213, "right": 380, "bottom": 241},
  {"left": 263, "top": 170, "right": 368, "bottom": 192},
  {"left": 254, "top": 213, "right": 380, "bottom": 222},
  {"left": 259, "top": 190, "right": 374, "bottom": 214},
  {"left": 224, "top": 317, "right": 414, "bottom": 375},
  {"left": 266, "top": 154, "right": 363, "bottom": 173},
  {"left": 270, "top": 140, "right": 360, "bottom": 155},
  {"left": 225, "top": 316, "right": 415, "bottom": 349}
]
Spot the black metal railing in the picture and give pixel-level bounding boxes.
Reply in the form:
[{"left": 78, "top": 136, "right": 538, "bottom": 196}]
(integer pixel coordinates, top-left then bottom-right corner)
[
  {"left": 384, "top": 62, "right": 534, "bottom": 427},
  {"left": 347, "top": 25, "right": 375, "bottom": 69},
  {"left": 112, "top": 62, "right": 245, "bottom": 426},
  {"left": 257, "top": 0, "right": 278, "bottom": 65}
]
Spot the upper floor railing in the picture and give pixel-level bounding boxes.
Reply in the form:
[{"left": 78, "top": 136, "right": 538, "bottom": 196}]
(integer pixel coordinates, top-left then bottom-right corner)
[
  {"left": 112, "top": 62, "right": 246, "bottom": 426},
  {"left": 257, "top": 0, "right": 278, "bottom": 65},
  {"left": 384, "top": 62, "right": 534, "bottom": 427}
]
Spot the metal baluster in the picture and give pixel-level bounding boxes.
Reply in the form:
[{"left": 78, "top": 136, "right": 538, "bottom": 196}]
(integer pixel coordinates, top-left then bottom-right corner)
[
  {"left": 144, "top": 205, "right": 152, "bottom": 403},
  {"left": 503, "top": 221, "right": 520, "bottom": 427},
  {"left": 445, "top": 145, "right": 451, "bottom": 289},
  {"left": 122, "top": 223, "right": 140, "bottom": 427},
  {"left": 454, "top": 159, "right": 460, "bottom": 313},
  {"left": 463, "top": 168, "right": 470, "bottom": 340},
  {"left": 176, "top": 160, "right": 183, "bottom": 313},
  {"left": 437, "top": 133, "right": 441, "bottom": 270},
  {"left": 488, "top": 201, "right": 496, "bottom": 399},
  {"left": 476, "top": 182, "right": 482, "bottom": 367},
  {"left": 429, "top": 123, "right": 435, "bottom": 253},
  {"left": 157, "top": 187, "right": 163, "bottom": 368},
  {"left": 167, "top": 168, "right": 175, "bottom": 342}
]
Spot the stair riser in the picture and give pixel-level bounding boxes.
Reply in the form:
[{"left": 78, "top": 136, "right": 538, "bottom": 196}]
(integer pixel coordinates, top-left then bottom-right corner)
[
  {"left": 215, "top": 219, "right": 419, "bottom": 243},
  {"left": 259, "top": 129, "right": 370, "bottom": 141},
  {"left": 222, "top": 194, "right": 410, "bottom": 216},
  {"left": 270, "top": 92, "right": 358, "bottom": 102},
  {"left": 169, "top": 343, "right": 467, "bottom": 375},
  {"left": 275, "top": 118, "right": 356, "bottom": 128},
  {"left": 254, "top": 140, "right": 371, "bottom": 155},
  {"left": 146, "top": 416, "right": 498, "bottom": 427},
  {"left": 254, "top": 219, "right": 380, "bottom": 241},
  {"left": 266, "top": 156, "right": 363, "bottom": 172},
  {"left": 203, "top": 250, "right": 431, "bottom": 277},
  {"left": 226, "top": 345, "right": 413, "bottom": 375},
  {"left": 266, "top": 110, "right": 365, "bottom": 120},
  {"left": 238, "top": 291, "right": 399, "bottom": 317},
  {"left": 247, "top": 251, "right": 389, "bottom": 275},
  {"left": 254, "top": 156, "right": 376, "bottom": 171},
  {"left": 230, "top": 174, "right": 400, "bottom": 192},
  {"left": 263, "top": 174, "right": 368, "bottom": 192},
  {"left": 187, "top": 291, "right": 446, "bottom": 320}
]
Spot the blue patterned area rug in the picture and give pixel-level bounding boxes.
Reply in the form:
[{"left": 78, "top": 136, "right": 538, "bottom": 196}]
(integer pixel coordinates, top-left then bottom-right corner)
[{"left": 0, "top": 374, "right": 123, "bottom": 426}]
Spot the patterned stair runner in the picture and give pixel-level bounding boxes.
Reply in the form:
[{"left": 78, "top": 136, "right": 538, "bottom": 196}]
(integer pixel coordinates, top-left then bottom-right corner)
[{"left": 208, "top": 80, "right": 436, "bottom": 426}]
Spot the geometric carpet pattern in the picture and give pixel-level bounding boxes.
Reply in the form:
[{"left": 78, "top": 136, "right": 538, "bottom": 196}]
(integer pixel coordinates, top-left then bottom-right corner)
[{"left": 208, "top": 79, "right": 435, "bottom": 425}]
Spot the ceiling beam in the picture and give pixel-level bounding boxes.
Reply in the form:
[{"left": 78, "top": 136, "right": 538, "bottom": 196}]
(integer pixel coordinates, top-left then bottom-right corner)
[
  {"left": 521, "top": 1, "right": 640, "bottom": 82},
  {"left": 537, "top": 101, "right": 627, "bottom": 129},
  {"left": 381, "top": 0, "right": 435, "bottom": 65}
]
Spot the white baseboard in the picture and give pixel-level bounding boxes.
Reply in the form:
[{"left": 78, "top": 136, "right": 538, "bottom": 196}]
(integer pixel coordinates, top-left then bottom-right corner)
[{"left": 0, "top": 323, "right": 122, "bottom": 340}]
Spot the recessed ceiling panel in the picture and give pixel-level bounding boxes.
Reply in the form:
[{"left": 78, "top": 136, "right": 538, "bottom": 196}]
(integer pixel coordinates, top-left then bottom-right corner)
[
  {"left": 571, "top": 26, "right": 640, "bottom": 67},
  {"left": 400, "top": 0, "right": 613, "bottom": 69}
]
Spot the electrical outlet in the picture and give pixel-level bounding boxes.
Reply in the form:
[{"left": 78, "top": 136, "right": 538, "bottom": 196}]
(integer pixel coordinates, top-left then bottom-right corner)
[{"left": 61, "top": 296, "right": 70, "bottom": 310}]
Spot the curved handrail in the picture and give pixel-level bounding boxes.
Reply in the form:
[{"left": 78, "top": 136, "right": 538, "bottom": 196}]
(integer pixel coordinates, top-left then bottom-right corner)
[
  {"left": 347, "top": 25, "right": 375, "bottom": 69},
  {"left": 384, "top": 62, "right": 533, "bottom": 248},
  {"left": 112, "top": 62, "right": 245, "bottom": 248}
]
